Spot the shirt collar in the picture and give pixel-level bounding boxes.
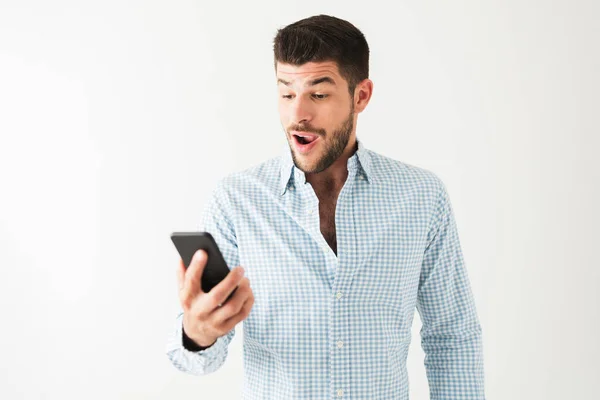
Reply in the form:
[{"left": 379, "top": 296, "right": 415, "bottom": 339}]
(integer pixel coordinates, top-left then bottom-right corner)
[{"left": 279, "top": 137, "right": 375, "bottom": 196}]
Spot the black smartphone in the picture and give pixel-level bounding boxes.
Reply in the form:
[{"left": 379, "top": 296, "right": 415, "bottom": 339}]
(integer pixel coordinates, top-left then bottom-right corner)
[{"left": 170, "top": 231, "right": 238, "bottom": 304}]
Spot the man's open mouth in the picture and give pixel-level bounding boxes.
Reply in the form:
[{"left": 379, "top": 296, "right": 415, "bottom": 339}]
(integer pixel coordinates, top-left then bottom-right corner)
[{"left": 293, "top": 133, "right": 319, "bottom": 145}]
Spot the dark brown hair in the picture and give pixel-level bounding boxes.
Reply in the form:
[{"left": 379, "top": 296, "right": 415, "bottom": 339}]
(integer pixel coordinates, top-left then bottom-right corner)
[{"left": 273, "top": 14, "right": 369, "bottom": 95}]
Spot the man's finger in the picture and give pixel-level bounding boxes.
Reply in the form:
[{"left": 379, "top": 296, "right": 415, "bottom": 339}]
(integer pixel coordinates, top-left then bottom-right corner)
[
  {"left": 176, "top": 258, "right": 185, "bottom": 291},
  {"left": 211, "top": 266, "right": 245, "bottom": 306},
  {"left": 183, "top": 249, "right": 207, "bottom": 299}
]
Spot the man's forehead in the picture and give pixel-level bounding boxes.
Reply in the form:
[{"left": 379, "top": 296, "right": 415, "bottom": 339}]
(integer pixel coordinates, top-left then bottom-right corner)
[{"left": 276, "top": 61, "right": 342, "bottom": 82}]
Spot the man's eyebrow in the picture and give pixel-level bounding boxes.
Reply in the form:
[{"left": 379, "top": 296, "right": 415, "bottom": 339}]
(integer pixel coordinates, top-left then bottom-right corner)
[
  {"left": 277, "top": 76, "right": 336, "bottom": 86},
  {"left": 308, "top": 76, "right": 336, "bottom": 86}
]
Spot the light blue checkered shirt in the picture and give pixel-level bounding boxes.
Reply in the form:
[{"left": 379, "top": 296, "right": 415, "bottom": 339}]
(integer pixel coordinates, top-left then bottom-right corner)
[{"left": 166, "top": 138, "right": 485, "bottom": 399}]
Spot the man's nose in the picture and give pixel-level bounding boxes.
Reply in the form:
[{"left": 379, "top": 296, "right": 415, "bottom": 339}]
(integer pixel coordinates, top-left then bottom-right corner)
[{"left": 289, "top": 96, "right": 313, "bottom": 125}]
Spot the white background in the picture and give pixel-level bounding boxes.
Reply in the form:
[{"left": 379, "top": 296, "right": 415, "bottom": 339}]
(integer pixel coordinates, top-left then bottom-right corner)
[{"left": 1, "top": 1, "right": 598, "bottom": 399}]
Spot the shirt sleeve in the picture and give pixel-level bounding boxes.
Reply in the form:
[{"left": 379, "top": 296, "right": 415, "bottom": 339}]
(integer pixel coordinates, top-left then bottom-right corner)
[
  {"left": 416, "top": 178, "right": 486, "bottom": 399},
  {"left": 165, "top": 179, "right": 240, "bottom": 376}
]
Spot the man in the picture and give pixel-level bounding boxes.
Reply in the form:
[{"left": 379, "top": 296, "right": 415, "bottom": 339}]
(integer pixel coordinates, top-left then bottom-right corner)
[{"left": 166, "top": 14, "right": 486, "bottom": 400}]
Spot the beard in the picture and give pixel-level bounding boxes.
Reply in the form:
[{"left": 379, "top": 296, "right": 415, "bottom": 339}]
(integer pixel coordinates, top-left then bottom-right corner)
[{"left": 286, "top": 105, "right": 355, "bottom": 174}]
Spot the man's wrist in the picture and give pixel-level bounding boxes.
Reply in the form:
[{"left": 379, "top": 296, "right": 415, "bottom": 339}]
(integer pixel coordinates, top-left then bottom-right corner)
[{"left": 182, "top": 325, "right": 216, "bottom": 351}]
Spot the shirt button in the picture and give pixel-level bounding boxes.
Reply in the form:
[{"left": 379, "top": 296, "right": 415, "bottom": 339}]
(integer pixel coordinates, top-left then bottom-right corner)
[
  {"left": 337, "top": 389, "right": 344, "bottom": 397},
  {"left": 307, "top": 209, "right": 314, "bottom": 215},
  {"left": 335, "top": 292, "right": 343, "bottom": 299},
  {"left": 337, "top": 340, "right": 344, "bottom": 348}
]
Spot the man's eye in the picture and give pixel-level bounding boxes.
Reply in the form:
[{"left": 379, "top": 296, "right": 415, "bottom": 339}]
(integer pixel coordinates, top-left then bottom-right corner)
[{"left": 281, "top": 94, "right": 327, "bottom": 100}]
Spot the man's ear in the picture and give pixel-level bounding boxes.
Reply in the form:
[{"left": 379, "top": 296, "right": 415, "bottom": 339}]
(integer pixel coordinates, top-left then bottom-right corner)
[{"left": 354, "top": 79, "right": 373, "bottom": 113}]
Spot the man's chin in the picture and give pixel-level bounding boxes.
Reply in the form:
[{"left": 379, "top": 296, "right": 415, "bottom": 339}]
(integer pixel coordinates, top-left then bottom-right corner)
[{"left": 290, "top": 151, "right": 317, "bottom": 173}]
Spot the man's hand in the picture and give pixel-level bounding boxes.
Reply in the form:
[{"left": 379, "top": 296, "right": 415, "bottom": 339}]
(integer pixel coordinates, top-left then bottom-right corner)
[{"left": 176, "top": 249, "right": 254, "bottom": 347}]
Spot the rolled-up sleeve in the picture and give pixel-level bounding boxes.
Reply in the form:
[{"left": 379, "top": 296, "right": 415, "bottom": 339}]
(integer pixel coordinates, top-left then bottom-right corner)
[
  {"left": 416, "top": 178, "right": 486, "bottom": 399},
  {"left": 165, "top": 179, "right": 240, "bottom": 376}
]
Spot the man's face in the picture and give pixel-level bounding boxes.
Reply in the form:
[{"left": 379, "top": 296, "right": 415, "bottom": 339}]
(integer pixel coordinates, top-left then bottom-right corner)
[{"left": 276, "top": 61, "right": 356, "bottom": 174}]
